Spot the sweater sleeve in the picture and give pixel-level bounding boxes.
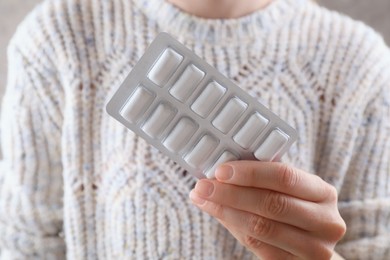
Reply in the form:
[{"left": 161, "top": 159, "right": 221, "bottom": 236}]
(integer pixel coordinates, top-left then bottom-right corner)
[
  {"left": 336, "top": 81, "right": 390, "bottom": 258},
  {"left": 334, "top": 39, "right": 390, "bottom": 259},
  {"left": 0, "top": 24, "right": 65, "bottom": 259}
]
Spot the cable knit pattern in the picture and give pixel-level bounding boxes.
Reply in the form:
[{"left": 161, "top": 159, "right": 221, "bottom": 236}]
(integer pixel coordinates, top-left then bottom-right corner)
[{"left": 0, "top": 0, "right": 389, "bottom": 259}]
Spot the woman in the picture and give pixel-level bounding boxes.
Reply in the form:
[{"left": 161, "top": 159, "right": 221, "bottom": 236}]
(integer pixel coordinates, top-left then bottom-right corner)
[{"left": 0, "top": 0, "right": 389, "bottom": 259}]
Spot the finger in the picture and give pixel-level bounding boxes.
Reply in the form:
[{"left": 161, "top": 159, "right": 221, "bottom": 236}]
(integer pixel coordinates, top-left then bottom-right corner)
[
  {"left": 218, "top": 219, "right": 294, "bottom": 260},
  {"left": 215, "top": 161, "right": 334, "bottom": 202},
  {"left": 189, "top": 191, "right": 333, "bottom": 259},
  {"left": 193, "top": 179, "right": 326, "bottom": 231}
]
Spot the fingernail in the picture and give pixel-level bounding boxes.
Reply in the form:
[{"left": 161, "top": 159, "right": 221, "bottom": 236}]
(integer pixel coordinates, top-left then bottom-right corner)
[
  {"left": 189, "top": 190, "right": 206, "bottom": 205},
  {"left": 194, "top": 180, "right": 214, "bottom": 197},
  {"left": 215, "top": 165, "right": 233, "bottom": 181}
]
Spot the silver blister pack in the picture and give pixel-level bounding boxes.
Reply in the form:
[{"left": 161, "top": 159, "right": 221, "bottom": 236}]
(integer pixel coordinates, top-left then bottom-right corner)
[{"left": 106, "top": 32, "right": 298, "bottom": 179}]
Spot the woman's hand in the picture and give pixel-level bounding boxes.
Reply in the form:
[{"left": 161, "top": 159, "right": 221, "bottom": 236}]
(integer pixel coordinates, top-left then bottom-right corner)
[{"left": 189, "top": 161, "right": 346, "bottom": 260}]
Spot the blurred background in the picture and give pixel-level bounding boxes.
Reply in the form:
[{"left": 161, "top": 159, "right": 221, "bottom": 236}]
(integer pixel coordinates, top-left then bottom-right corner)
[{"left": 0, "top": 0, "right": 389, "bottom": 101}]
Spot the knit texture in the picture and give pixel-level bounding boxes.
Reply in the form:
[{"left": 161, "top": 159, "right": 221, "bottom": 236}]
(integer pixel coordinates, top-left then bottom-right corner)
[{"left": 0, "top": 0, "right": 389, "bottom": 259}]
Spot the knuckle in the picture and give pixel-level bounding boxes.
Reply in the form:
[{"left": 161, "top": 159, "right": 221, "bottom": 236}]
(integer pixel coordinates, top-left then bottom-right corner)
[
  {"left": 304, "top": 240, "right": 334, "bottom": 260},
  {"left": 212, "top": 203, "right": 225, "bottom": 219},
  {"left": 324, "top": 184, "right": 338, "bottom": 202},
  {"left": 248, "top": 214, "right": 273, "bottom": 239},
  {"left": 322, "top": 250, "right": 334, "bottom": 260},
  {"left": 244, "top": 235, "right": 263, "bottom": 249},
  {"left": 264, "top": 192, "right": 290, "bottom": 217},
  {"left": 316, "top": 211, "right": 347, "bottom": 243},
  {"left": 312, "top": 175, "right": 338, "bottom": 202},
  {"left": 277, "top": 164, "right": 300, "bottom": 191},
  {"left": 317, "top": 245, "right": 334, "bottom": 260},
  {"left": 328, "top": 217, "right": 347, "bottom": 241},
  {"left": 315, "top": 246, "right": 334, "bottom": 260},
  {"left": 337, "top": 219, "right": 347, "bottom": 239}
]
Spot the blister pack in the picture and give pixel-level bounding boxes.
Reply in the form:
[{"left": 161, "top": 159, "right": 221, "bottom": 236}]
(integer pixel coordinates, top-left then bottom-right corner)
[{"left": 106, "top": 32, "right": 298, "bottom": 179}]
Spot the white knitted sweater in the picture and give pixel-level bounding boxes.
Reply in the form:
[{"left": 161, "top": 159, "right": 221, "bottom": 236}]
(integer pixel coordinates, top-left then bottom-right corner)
[{"left": 0, "top": 0, "right": 389, "bottom": 259}]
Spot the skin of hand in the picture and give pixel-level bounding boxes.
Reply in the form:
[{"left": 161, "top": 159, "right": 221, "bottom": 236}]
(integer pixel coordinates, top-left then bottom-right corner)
[{"left": 189, "top": 161, "right": 347, "bottom": 260}]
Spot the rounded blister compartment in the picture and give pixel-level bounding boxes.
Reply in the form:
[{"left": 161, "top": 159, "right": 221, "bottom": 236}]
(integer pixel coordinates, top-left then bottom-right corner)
[
  {"left": 119, "top": 85, "right": 155, "bottom": 124},
  {"left": 163, "top": 117, "right": 198, "bottom": 153},
  {"left": 147, "top": 48, "right": 183, "bottom": 86},
  {"left": 141, "top": 102, "right": 176, "bottom": 139},
  {"left": 184, "top": 134, "right": 219, "bottom": 169},
  {"left": 233, "top": 112, "right": 269, "bottom": 149},
  {"left": 254, "top": 129, "right": 289, "bottom": 161},
  {"left": 191, "top": 81, "right": 226, "bottom": 118},
  {"left": 205, "top": 151, "right": 239, "bottom": 179},
  {"left": 169, "top": 64, "right": 205, "bottom": 102},
  {"left": 212, "top": 97, "right": 247, "bottom": 134}
]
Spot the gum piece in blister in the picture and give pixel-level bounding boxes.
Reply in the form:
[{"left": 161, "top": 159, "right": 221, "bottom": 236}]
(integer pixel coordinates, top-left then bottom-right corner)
[
  {"left": 163, "top": 117, "right": 198, "bottom": 153},
  {"left": 141, "top": 103, "right": 176, "bottom": 139},
  {"left": 169, "top": 64, "right": 205, "bottom": 102},
  {"left": 191, "top": 81, "right": 226, "bottom": 118},
  {"left": 184, "top": 134, "right": 218, "bottom": 169},
  {"left": 205, "top": 151, "right": 238, "bottom": 179},
  {"left": 119, "top": 85, "right": 155, "bottom": 123},
  {"left": 212, "top": 97, "right": 247, "bottom": 134},
  {"left": 147, "top": 48, "right": 183, "bottom": 86},
  {"left": 233, "top": 112, "right": 269, "bottom": 149},
  {"left": 254, "top": 129, "right": 289, "bottom": 161}
]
